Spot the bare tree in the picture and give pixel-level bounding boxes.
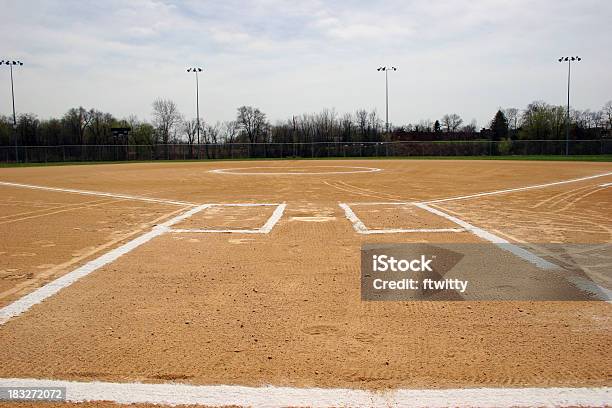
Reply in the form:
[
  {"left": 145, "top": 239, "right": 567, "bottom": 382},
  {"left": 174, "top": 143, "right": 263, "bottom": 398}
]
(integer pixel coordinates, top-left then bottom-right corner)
[
  {"left": 355, "top": 109, "right": 368, "bottom": 140},
  {"left": 152, "top": 98, "right": 181, "bottom": 144},
  {"left": 204, "top": 122, "right": 221, "bottom": 144},
  {"left": 603, "top": 101, "right": 612, "bottom": 130},
  {"left": 441, "top": 113, "right": 463, "bottom": 132},
  {"left": 87, "top": 110, "right": 115, "bottom": 144},
  {"left": 416, "top": 119, "right": 433, "bottom": 132},
  {"left": 367, "top": 110, "right": 382, "bottom": 141},
  {"left": 340, "top": 113, "right": 354, "bottom": 142},
  {"left": 590, "top": 110, "right": 604, "bottom": 129},
  {"left": 223, "top": 120, "right": 240, "bottom": 143},
  {"left": 63, "top": 107, "right": 92, "bottom": 144},
  {"left": 462, "top": 119, "right": 478, "bottom": 133},
  {"left": 180, "top": 119, "right": 197, "bottom": 158},
  {"left": 183, "top": 119, "right": 198, "bottom": 145},
  {"left": 236, "top": 106, "right": 267, "bottom": 143},
  {"left": 503, "top": 108, "right": 519, "bottom": 131}
]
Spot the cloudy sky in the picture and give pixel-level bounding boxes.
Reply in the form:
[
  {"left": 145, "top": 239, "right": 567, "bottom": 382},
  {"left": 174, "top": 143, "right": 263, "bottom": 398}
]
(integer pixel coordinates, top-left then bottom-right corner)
[{"left": 2, "top": 0, "right": 611, "bottom": 128}]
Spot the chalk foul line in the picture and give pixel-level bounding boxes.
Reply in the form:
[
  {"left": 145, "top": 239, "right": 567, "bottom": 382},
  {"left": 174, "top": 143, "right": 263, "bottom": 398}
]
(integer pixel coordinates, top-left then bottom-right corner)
[
  {"left": 0, "top": 204, "right": 211, "bottom": 325},
  {"left": 0, "top": 378, "right": 608, "bottom": 408},
  {"left": 0, "top": 181, "right": 196, "bottom": 207},
  {"left": 423, "top": 172, "right": 612, "bottom": 204}
]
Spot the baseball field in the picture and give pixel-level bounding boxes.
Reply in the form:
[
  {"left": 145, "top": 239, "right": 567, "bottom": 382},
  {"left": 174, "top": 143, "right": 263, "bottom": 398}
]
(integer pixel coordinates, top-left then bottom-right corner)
[{"left": 0, "top": 159, "right": 610, "bottom": 407}]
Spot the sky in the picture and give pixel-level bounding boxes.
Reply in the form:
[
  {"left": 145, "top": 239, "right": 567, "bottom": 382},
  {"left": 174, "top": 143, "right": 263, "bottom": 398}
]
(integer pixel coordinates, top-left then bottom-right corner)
[{"left": 1, "top": 0, "right": 611, "bottom": 128}]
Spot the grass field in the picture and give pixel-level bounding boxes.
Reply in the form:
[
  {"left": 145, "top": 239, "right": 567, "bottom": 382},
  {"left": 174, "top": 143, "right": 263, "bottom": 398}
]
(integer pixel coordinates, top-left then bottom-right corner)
[{"left": 0, "top": 159, "right": 610, "bottom": 407}]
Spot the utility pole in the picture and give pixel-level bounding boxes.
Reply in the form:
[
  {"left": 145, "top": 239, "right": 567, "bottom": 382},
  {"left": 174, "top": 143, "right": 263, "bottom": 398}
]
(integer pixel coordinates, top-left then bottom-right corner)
[
  {"left": 2, "top": 60, "right": 23, "bottom": 162},
  {"left": 187, "top": 67, "right": 204, "bottom": 157},
  {"left": 558, "top": 56, "right": 581, "bottom": 155},
  {"left": 377, "top": 66, "right": 397, "bottom": 135}
]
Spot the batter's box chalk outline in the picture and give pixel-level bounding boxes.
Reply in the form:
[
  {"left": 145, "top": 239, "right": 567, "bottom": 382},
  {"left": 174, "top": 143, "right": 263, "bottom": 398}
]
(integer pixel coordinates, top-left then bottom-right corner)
[
  {"left": 339, "top": 202, "right": 465, "bottom": 234},
  {"left": 168, "top": 203, "right": 287, "bottom": 234}
]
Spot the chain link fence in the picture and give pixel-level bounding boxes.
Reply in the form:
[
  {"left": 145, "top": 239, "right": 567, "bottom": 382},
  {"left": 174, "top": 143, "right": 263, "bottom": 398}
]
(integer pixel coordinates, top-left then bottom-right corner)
[{"left": 1, "top": 139, "right": 611, "bottom": 163}]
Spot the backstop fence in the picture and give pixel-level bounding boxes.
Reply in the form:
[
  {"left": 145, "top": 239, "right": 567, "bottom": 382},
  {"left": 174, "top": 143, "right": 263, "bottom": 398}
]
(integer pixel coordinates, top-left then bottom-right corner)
[{"left": 1, "top": 139, "right": 611, "bottom": 163}]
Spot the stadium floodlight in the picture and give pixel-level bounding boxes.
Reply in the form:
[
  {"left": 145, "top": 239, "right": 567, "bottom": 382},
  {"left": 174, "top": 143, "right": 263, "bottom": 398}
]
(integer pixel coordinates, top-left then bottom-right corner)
[
  {"left": 558, "top": 56, "right": 581, "bottom": 155},
  {"left": 1, "top": 59, "right": 23, "bottom": 129},
  {"left": 377, "top": 66, "right": 398, "bottom": 134},
  {"left": 186, "top": 66, "right": 204, "bottom": 145},
  {"left": 2, "top": 59, "right": 23, "bottom": 162}
]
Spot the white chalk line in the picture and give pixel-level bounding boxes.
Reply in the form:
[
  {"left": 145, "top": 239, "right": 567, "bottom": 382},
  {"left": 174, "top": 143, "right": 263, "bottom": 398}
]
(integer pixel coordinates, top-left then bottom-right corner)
[
  {"left": 259, "top": 203, "right": 287, "bottom": 233},
  {"left": 171, "top": 229, "right": 271, "bottom": 234},
  {"left": 339, "top": 203, "right": 368, "bottom": 233},
  {"left": 210, "top": 166, "right": 382, "bottom": 175},
  {"left": 0, "top": 378, "right": 609, "bottom": 408},
  {"left": 0, "top": 204, "right": 212, "bottom": 325},
  {"left": 346, "top": 201, "right": 414, "bottom": 206},
  {"left": 345, "top": 172, "right": 612, "bottom": 206},
  {"left": 358, "top": 228, "right": 465, "bottom": 234},
  {"left": 168, "top": 203, "right": 287, "bottom": 234},
  {"left": 339, "top": 203, "right": 465, "bottom": 234},
  {"left": 422, "top": 172, "right": 612, "bottom": 204},
  {"left": 0, "top": 181, "right": 196, "bottom": 207}
]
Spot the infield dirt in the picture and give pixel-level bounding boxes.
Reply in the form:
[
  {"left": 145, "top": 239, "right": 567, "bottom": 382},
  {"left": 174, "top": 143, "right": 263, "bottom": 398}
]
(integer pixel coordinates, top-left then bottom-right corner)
[{"left": 0, "top": 159, "right": 610, "bottom": 391}]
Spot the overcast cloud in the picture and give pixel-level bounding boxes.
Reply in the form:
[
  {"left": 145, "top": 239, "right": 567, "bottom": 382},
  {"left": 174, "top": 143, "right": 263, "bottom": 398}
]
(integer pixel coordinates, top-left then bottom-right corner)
[{"left": 2, "top": 0, "right": 611, "bottom": 128}]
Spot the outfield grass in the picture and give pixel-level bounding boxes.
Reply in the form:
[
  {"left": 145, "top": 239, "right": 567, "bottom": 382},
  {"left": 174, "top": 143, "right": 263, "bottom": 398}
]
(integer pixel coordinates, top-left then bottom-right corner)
[{"left": 0, "top": 154, "right": 610, "bottom": 168}]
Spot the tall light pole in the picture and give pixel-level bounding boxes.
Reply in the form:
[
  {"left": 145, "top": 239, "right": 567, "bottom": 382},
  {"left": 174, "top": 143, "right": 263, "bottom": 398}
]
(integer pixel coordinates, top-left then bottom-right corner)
[
  {"left": 1, "top": 60, "right": 23, "bottom": 127},
  {"left": 377, "top": 66, "right": 397, "bottom": 134},
  {"left": 187, "top": 67, "right": 203, "bottom": 145},
  {"left": 558, "top": 56, "right": 581, "bottom": 156},
  {"left": 2, "top": 59, "right": 24, "bottom": 162}
]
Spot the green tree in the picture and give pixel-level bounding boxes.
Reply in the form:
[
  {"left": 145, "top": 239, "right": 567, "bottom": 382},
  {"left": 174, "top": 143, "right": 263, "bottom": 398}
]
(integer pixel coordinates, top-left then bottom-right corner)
[{"left": 490, "top": 110, "right": 508, "bottom": 141}]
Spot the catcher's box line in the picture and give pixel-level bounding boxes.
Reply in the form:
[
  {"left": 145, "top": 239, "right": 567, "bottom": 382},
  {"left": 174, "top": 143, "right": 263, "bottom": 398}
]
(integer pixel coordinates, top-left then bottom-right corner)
[
  {"left": 0, "top": 378, "right": 609, "bottom": 408},
  {"left": 169, "top": 203, "right": 287, "bottom": 234},
  {"left": 339, "top": 201, "right": 557, "bottom": 270},
  {"left": 338, "top": 203, "right": 465, "bottom": 234},
  {"left": 0, "top": 202, "right": 286, "bottom": 325}
]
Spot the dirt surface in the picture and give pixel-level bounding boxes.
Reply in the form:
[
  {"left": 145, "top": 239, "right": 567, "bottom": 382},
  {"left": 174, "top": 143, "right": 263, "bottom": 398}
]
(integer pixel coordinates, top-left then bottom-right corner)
[
  {"left": 0, "top": 188, "right": 182, "bottom": 307},
  {"left": 0, "top": 159, "right": 610, "bottom": 394}
]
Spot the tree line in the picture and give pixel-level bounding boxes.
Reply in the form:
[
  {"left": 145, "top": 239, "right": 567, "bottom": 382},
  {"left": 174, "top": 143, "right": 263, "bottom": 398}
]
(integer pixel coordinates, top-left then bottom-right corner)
[{"left": 1, "top": 99, "right": 611, "bottom": 148}]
